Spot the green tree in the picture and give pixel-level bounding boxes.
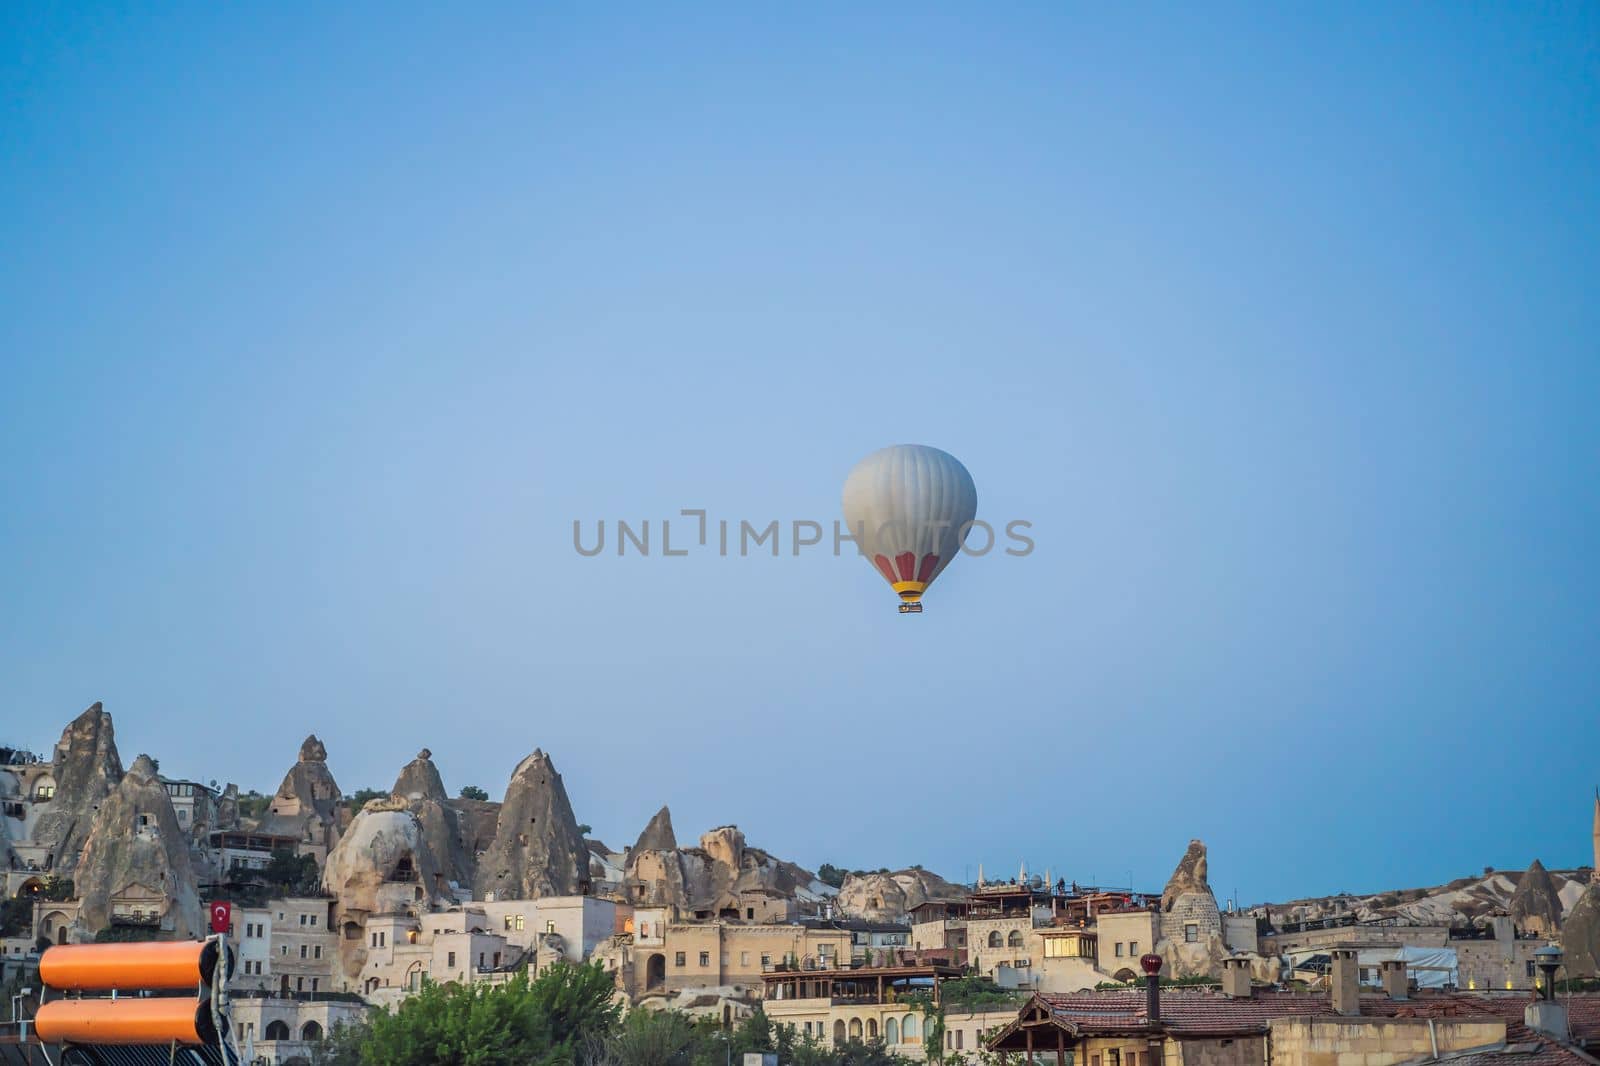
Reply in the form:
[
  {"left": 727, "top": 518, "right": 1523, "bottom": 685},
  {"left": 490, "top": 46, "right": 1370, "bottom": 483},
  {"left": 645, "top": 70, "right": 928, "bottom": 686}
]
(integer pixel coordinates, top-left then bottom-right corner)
[
  {"left": 459, "top": 785, "right": 490, "bottom": 801},
  {"left": 358, "top": 961, "right": 619, "bottom": 1066},
  {"left": 263, "top": 850, "right": 321, "bottom": 895},
  {"left": 597, "top": 1008, "right": 705, "bottom": 1066},
  {"left": 818, "top": 864, "right": 847, "bottom": 888},
  {"left": 346, "top": 787, "right": 388, "bottom": 815}
]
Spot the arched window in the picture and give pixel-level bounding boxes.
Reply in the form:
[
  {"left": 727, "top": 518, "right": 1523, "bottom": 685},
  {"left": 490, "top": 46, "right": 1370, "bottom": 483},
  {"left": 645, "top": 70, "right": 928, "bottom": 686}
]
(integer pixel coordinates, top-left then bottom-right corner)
[
  {"left": 885, "top": 1017, "right": 899, "bottom": 1045},
  {"left": 987, "top": 931, "right": 1003, "bottom": 948},
  {"left": 1007, "top": 929, "right": 1024, "bottom": 948},
  {"left": 849, "top": 1018, "right": 862, "bottom": 1040},
  {"left": 301, "top": 1021, "right": 322, "bottom": 1041},
  {"left": 264, "top": 1021, "right": 290, "bottom": 1041},
  {"left": 903, "top": 1014, "right": 920, "bottom": 1042},
  {"left": 867, "top": 1017, "right": 878, "bottom": 1040},
  {"left": 833, "top": 1020, "right": 846, "bottom": 1044}
]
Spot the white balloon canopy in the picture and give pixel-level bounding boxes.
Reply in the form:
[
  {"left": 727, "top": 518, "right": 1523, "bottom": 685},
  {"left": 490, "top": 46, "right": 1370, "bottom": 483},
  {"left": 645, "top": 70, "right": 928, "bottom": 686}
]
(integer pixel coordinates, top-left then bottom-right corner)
[{"left": 841, "top": 444, "right": 978, "bottom": 613}]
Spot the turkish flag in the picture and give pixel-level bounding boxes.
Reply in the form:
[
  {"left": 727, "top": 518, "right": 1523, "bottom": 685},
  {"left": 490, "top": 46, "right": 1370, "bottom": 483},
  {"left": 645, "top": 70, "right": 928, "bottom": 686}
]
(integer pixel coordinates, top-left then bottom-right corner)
[{"left": 210, "top": 900, "right": 232, "bottom": 935}]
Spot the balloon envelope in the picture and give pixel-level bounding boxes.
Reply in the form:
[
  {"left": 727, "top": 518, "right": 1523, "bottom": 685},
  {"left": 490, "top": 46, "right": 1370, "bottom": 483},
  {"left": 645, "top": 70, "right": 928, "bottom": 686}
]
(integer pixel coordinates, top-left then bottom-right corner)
[{"left": 841, "top": 444, "right": 978, "bottom": 609}]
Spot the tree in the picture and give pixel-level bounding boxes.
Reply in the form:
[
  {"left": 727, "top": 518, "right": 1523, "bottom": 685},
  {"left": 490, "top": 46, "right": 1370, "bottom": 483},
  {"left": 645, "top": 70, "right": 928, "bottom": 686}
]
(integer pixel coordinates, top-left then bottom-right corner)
[
  {"left": 576, "top": 824, "right": 593, "bottom": 836},
  {"left": 459, "top": 785, "right": 489, "bottom": 801},
  {"left": 818, "top": 864, "right": 847, "bottom": 888},
  {"left": 263, "top": 850, "right": 321, "bottom": 895},
  {"left": 346, "top": 787, "right": 387, "bottom": 815},
  {"left": 356, "top": 961, "right": 619, "bottom": 1066}
]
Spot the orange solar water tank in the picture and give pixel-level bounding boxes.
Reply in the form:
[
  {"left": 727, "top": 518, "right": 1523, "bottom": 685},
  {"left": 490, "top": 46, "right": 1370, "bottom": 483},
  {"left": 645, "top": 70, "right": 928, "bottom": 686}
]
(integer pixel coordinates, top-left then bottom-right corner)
[
  {"left": 39, "top": 940, "right": 229, "bottom": 990},
  {"left": 34, "top": 996, "right": 221, "bottom": 1045}
]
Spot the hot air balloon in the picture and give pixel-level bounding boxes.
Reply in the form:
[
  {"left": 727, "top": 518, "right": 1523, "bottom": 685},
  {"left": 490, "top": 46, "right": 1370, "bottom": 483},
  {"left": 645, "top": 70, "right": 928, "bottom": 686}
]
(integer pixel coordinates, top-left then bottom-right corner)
[{"left": 841, "top": 444, "right": 978, "bottom": 613}]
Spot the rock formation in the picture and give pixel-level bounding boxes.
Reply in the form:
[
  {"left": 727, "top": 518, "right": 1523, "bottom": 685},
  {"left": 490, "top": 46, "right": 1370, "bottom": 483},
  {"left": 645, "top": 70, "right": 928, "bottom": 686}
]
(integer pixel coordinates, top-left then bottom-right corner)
[
  {"left": 1510, "top": 859, "right": 1564, "bottom": 935},
  {"left": 1562, "top": 884, "right": 1600, "bottom": 978},
  {"left": 1155, "top": 839, "right": 1231, "bottom": 979},
  {"left": 71, "top": 754, "right": 202, "bottom": 939},
  {"left": 215, "top": 783, "right": 240, "bottom": 831},
  {"left": 836, "top": 868, "right": 964, "bottom": 922},
  {"left": 324, "top": 798, "right": 448, "bottom": 980},
  {"left": 257, "top": 734, "right": 344, "bottom": 855},
  {"left": 631, "top": 806, "right": 678, "bottom": 854},
  {"left": 1161, "top": 839, "right": 1211, "bottom": 912},
  {"left": 473, "top": 750, "right": 590, "bottom": 900},
  {"left": 30, "top": 703, "right": 123, "bottom": 873},
  {"left": 391, "top": 749, "right": 474, "bottom": 891},
  {"left": 624, "top": 822, "right": 822, "bottom": 915}
]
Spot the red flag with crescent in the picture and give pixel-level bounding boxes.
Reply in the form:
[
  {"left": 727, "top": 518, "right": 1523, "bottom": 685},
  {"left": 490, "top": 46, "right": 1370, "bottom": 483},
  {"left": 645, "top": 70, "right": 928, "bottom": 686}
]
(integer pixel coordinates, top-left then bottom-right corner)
[{"left": 210, "top": 900, "right": 232, "bottom": 935}]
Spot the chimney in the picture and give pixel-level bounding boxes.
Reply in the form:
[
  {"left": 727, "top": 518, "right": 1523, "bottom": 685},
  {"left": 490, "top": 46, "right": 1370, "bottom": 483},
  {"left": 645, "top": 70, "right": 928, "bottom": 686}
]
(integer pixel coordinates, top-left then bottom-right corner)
[
  {"left": 1380, "top": 959, "right": 1408, "bottom": 1000},
  {"left": 1222, "top": 955, "right": 1252, "bottom": 998},
  {"left": 1330, "top": 948, "right": 1360, "bottom": 1016},
  {"left": 1139, "top": 953, "right": 1163, "bottom": 1023}
]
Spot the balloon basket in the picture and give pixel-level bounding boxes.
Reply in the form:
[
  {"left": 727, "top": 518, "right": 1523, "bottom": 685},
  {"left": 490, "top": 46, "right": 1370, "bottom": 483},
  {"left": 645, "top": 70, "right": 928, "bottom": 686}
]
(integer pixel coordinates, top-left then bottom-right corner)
[{"left": 898, "top": 603, "right": 922, "bottom": 614}]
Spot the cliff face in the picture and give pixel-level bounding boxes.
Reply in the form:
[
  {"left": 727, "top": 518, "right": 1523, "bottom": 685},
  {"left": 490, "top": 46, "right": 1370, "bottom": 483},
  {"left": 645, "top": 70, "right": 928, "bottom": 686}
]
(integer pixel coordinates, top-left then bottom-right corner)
[
  {"left": 473, "top": 750, "right": 589, "bottom": 900},
  {"left": 631, "top": 806, "right": 678, "bottom": 854},
  {"left": 625, "top": 820, "right": 822, "bottom": 914},
  {"left": 256, "top": 734, "right": 343, "bottom": 850},
  {"left": 72, "top": 754, "right": 202, "bottom": 939},
  {"left": 391, "top": 749, "right": 475, "bottom": 891},
  {"left": 836, "top": 869, "right": 963, "bottom": 922},
  {"left": 1563, "top": 885, "right": 1600, "bottom": 978},
  {"left": 30, "top": 703, "right": 123, "bottom": 873},
  {"left": 324, "top": 799, "right": 448, "bottom": 980},
  {"left": 1510, "top": 859, "right": 1564, "bottom": 936}
]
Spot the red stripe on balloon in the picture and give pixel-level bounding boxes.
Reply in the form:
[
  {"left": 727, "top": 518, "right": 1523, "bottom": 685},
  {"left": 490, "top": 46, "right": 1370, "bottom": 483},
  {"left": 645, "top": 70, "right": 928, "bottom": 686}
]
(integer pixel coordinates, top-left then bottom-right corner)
[
  {"left": 874, "top": 555, "right": 898, "bottom": 584},
  {"left": 895, "top": 552, "right": 916, "bottom": 581},
  {"left": 917, "top": 553, "right": 939, "bottom": 583}
]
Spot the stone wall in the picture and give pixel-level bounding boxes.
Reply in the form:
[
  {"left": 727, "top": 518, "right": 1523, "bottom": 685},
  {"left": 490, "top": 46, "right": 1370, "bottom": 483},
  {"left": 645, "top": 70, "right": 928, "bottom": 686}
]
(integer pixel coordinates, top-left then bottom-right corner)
[
  {"left": 1267, "top": 1017, "right": 1505, "bottom": 1066},
  {"left": 1259, "top": 924, "right": 1451, "bottom": 955}
]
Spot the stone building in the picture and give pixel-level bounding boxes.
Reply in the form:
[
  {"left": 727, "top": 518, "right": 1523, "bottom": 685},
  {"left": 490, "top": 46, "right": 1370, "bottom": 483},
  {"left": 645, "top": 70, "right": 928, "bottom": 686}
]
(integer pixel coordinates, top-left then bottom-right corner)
[
  {"left": 986, "top": 954, "right": 1600, "bottom": 1066},
  {"left": 762, "top": 961, "right": 1017, "bottom": 1059}
]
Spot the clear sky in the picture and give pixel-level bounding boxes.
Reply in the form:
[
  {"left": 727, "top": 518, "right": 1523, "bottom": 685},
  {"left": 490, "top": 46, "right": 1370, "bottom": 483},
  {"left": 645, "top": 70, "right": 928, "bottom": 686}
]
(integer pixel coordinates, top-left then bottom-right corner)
[{"left": 2, "top": 4, "right": 1597, "bottom": 904}]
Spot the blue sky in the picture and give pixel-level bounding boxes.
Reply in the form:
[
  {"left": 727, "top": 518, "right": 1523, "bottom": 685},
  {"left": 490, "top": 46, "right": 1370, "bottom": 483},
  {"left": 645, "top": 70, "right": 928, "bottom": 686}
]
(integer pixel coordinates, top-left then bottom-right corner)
[{"left": 2, "top": 3, "right": 1597, "bottom": 904}]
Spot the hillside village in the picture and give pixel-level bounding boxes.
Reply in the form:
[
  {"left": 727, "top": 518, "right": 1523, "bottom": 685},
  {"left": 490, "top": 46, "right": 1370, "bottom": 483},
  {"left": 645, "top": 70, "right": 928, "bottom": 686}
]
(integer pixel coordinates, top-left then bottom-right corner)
[{"left": 5, "top": 702, "right": 1600, "bottom": 1066}]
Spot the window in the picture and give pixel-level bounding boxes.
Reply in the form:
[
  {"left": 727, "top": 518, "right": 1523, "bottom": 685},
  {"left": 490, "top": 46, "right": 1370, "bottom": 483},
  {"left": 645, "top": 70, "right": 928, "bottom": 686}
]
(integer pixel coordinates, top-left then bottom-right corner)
[
  {"left": 314, "top": 946, "right": 322, "bottom": 959},
  {"left": 956, "top": 1031, "right": 964, "bottom": 1050},
  {"left": 300, "top": 945, "right": 308, "bottom": 959},
  {"left": 447, "top": 952, "right": 457, "bottom": 968},
  {"left": 310, "top": 979, "right": 319, "bottom": 993},
  {"left": 988, "top": 931, "right": 1004, "bottom": 948},
  {"left": 310, "top": 915, "right": 318, "bottom": 927},
  {"left": 296, "top": 977, "right": 304, "bottom": 991},
  {"left": 1115, "top": 942, "right": 1124, "bottom": 957},
  {"left": 1107, "top": 1050, "right": 1120, "bottom": 1066},
  {"left": 675, "top": 952, "right": 686, "bottom": 967},
  {"left": 280, "top": 945, "right": 288, "bottom": 956},
  {"left": 903, "top": 1014, "right": 919, "bottom": 1041},
  {"left": 300, "top": 914, "right": 308, "bottom": 926},
  {"left": 1007, "top": 929, "right": 1024, "bottom": 948},
  {"left": 699, "top": 951, "right": 710, "bottom": 967},
  {"left": 265, "top": 1021, "right": 289, "bottom": 1040},
  {"left": 479, "top": 953, "right": 485, "bottom": 967},
  {"left": 1130, "top": 941, "right": 1138, "bottom": 955},
  {"left": 504, "top": 915, "right": 514, "bottom": 931},
  {"left": 516, "top": 915, "right": 525, "bottom": 930},
  {"left": 1184, "top": 924, "right": 1198, "bottom": 943},
  {"left": 546, "top": 920, "right": 556, "bottom": 934},
  {"left": 740, "top": 952, "right": 750, "bottom": 966}
]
